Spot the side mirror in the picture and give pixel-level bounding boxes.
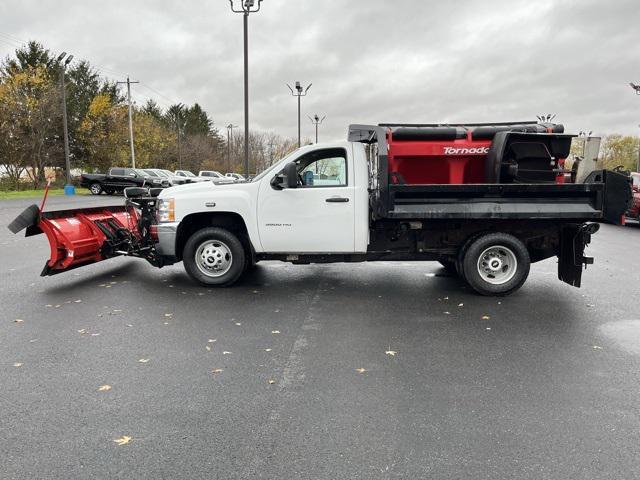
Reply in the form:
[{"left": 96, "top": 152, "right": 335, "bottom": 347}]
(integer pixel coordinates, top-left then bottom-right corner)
[{"left": 271, "top": 162, "right": 298, "bottom": 189}]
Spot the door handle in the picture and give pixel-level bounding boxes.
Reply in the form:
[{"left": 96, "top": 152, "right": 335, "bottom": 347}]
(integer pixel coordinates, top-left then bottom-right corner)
[{"left": 326, "top": 197, "right": 349, "bottom": 203}]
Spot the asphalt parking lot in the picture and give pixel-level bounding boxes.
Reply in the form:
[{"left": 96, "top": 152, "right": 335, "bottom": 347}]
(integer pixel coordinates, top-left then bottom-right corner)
[{"left": 1, "top": 195, "right": 639, "bottom": 479}]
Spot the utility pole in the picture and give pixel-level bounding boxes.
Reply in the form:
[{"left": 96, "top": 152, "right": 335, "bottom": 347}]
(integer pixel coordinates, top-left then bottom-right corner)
[
  {"left": 226, "top": 124, "right": 238, "bottom": 172},
  {"left": 57, "top": 52, "right": 74, "bottom": 194},
  {"left": 308, "top": 114, "right": 326, "bottom": 143},
  {"left": 228, "top": 0, "right": 264, "bottom": 178},
  {"left": 287, "top": 82, "right": 312, "bottom": 148},
  {"left": 117, "top": 77, "right": 140, "bottom": 168}
]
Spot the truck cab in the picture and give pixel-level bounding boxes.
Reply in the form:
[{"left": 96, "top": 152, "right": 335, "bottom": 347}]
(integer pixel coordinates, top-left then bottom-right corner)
[{"left": 156, "top": 141, "right": 370, "bottom": 258}]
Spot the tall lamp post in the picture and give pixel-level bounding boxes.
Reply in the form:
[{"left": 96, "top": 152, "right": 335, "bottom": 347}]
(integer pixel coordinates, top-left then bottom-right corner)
[
  {"left": 630, "top": 83, "right": 640, "bottom": 172},
  {"left": 287, "top": 81, "right": 312, "bottom": 147},
  {"left": 226, "top": 123, "right": 238, "bottom": 172},
  {"left": 57, "top": 52, "right": 74, "bottom": 195},
  {"left": 228, "top": 0, "right": 263, "bottom": 178},
  {"left": 308, "top": 114, "right": 325, "bottom": 143}
]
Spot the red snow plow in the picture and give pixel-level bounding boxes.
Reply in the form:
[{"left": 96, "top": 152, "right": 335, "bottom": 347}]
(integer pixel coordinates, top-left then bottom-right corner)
[{"left": 7, "top": 187, "right": 162, "bottom": 276}]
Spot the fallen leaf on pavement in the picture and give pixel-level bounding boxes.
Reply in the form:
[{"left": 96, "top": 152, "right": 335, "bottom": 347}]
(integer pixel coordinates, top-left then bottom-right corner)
[
  {"left": 113, "top": 436, "right": 131, "bottom": 446},
  {"left": 138, "top": 358, "right": 150, "bottom": 363},
  {"left": 264, "top": 348, "right": 272, "bottom": 352},
  {"left": 74, "top": 300, "right": 82, "bottom": 303},
  {"left": 271, "top": 330, "right": 280, "bottom": 334},
  {"left": 14, "top": 319, "right": 24, "bottom": 323},
  {"left": 486, "top": 327, "right": 491, "bottom": 331},
  {"left": 356, "top": 368, "right": 367, "bottom": 373},
  {"left": 222, "top": 351, "right": 232, "bottom": 355},
  {"left": 235, "top": 322, "right": 242, "bottom": 326},
  {"left": 268, "top": 379, "right": 276, "bottom": 384},
  {"left": 385, "top": 350, "right": 397, "bottom": 356},
  {"left": 458, "top": 303, "right": 464, "bottom": 307},
  {"left": 211, "top": 368, "right": 223, "bottom": 374},
  {"left": 13, "top": 362, "right": 23, "bottom": 367},
  {"left": 593, "top": 345, "right": 603, "bottom": 350},
  {"left": 164, "top": 313, "right": 173, "bottom": 317},
  {"left": 482, "top": 315, "right": 491, "bottom": 320},
  {"left": 208, "top": 339, "right": 217, "bottom": 343},
  {"left": 205, "top": 346, "right": 211, "bottom": 351},
  {"left": 78, "top": 329, "right": 87, "bottom": 334},
  {"left": 98, "top": 385, "right": 112, "bottom": 391}
]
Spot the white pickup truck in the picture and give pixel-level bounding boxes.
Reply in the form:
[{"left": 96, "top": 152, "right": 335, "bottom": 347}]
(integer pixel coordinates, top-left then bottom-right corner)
[{"left": 9, "top": 123, "right": 631, "bottom": 296}]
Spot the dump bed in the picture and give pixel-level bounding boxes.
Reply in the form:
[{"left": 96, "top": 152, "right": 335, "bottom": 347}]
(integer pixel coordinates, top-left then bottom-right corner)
[{"left": 348, "top": 123, "right": 632, "bottom": 223}]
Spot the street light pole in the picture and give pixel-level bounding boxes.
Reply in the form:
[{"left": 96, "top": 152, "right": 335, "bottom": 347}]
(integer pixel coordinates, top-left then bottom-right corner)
[
  {"left": 226, "top": 124, "right": 238, "bottom": 172},
  {"left": 629, "top": 83, "right": 640, "bottom": 172},
  {"left": 57, "top": 52, "right": 74, "bottom": 194},
  {"left": 287, "top": 81, "right": 312, "bottom": 147},
  {"left": 228, "top": 0, "right": 263, "bottom": 178},
  {"left": 308, "top": 114, "right": 325, "bottom": 143}
]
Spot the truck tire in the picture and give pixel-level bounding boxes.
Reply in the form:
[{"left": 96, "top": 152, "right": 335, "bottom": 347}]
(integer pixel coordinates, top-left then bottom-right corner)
[
  {"left": 183, "top": 227, "right": 246, "bottom": 287},
  {"left": 462, "top": 232, "right": 530, "bottom": 296},
  {"left": 89, "top": 182, "right": 102, "bottom": 195}
]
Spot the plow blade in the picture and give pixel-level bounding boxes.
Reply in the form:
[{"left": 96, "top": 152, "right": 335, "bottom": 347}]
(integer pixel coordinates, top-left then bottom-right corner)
[{"left": 8, "top": 204, "right": 142, "bottom": 276}]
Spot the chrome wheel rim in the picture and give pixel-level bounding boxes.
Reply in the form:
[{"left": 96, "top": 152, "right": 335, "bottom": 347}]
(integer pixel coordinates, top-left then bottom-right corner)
[
  {"left": 90, "top": 184, "right": 101, "bottom": 194},
  {"left": 477, "top": 245, "right": 517, "bottom": 285},
  {"left": 195, "top": 240, "right": 233, "bottom": 278}
]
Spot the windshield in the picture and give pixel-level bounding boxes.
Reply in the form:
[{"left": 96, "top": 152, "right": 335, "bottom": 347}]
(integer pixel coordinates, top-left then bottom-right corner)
[
  {"left": 182, "top": 171, "right": 196, "bottom": 177},
  {"left": 251, "top": 150, "right": 298, "bottom": 183},
  {"left": 134, "top": 169, "right": 148, "bottom": 176},
  {"left": 143, "top": 169, "right": 158, "bottom": 177}
]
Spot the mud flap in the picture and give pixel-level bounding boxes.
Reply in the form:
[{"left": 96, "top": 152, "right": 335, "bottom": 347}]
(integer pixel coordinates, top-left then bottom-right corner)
[{"left": 558, "top": 223, "right": 599, "bottom": 287}]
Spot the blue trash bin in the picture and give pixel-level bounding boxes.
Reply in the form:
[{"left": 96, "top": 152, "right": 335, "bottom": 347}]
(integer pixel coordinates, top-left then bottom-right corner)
[{"left": 64, "top": 184, "right": 76, "bottom": 196}]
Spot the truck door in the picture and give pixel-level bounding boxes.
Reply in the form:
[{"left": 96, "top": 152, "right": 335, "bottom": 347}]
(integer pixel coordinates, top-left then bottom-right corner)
[{"left": 257, "top": 146, "right": 355, "bottom": 253}]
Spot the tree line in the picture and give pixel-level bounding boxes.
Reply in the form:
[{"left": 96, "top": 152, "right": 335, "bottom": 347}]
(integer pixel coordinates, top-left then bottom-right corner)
[{"left": 0, "top": 41, "right": 299, "bottom": 189}]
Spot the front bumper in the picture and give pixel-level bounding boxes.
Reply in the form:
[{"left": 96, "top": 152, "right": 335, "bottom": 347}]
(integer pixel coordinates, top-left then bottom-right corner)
[{"left": 155, "top": 222, "right": 179, "bottom": 256}]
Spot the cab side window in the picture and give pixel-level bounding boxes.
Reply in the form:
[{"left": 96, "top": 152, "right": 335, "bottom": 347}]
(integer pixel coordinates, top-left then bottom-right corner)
[{"left": 296, "top": 148, "right": 347, "bottom": 188}]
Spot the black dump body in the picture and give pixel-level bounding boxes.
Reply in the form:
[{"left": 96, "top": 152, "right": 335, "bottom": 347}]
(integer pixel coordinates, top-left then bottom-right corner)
[{"left": 348, "top": 123, "right": 632, "bottom": 289}]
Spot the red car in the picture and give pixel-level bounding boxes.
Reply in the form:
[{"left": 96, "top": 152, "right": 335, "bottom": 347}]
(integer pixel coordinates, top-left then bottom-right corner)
[{"left": 626, "top": 172, "right": 640, "bottom": 222}]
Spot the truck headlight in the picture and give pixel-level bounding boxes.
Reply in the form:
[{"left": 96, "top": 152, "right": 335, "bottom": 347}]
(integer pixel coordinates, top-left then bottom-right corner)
[{"left": 157, "top": 198, "right": 175, "bottom": 222}]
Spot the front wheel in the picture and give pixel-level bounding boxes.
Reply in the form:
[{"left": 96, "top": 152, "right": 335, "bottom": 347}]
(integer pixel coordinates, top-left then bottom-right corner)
[
  {"left": 183, "top": 227, "right": 246, "bottom": 287},
  {"left": 89, "top": 182, "right": 102, "bottom": 195},
  {"left": 461, "top": 232, "right": 530, "bottom": 296}
]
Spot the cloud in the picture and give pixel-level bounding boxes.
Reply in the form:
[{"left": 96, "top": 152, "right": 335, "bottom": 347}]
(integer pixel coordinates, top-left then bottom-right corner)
[{"left": 1, "top": 0, "right": 638, "bottom": 141}]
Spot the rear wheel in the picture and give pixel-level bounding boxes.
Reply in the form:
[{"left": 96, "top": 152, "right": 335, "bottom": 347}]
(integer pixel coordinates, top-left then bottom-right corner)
[
  {"left": 462, "top": 232, "right": 530, "bottom": 296},
  {"left": 183, "top": 227, "right": 246, "bottom": 287},
  {"left": 89, "top": 182, "right": 102, "bottom": 195},
  {"left": 104, "top": 188, "right": 115, "bottom": 195}
]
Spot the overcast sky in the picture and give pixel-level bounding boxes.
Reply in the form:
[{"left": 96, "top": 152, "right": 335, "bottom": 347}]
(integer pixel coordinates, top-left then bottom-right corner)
[{"left": 1, "top": 0, "right": 639, "bottom": 141}]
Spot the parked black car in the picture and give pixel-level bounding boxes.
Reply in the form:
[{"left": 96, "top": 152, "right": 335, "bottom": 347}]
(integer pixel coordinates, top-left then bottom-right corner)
[{"left": 80, "top": 168, "right": 169, "bottom": 195}]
